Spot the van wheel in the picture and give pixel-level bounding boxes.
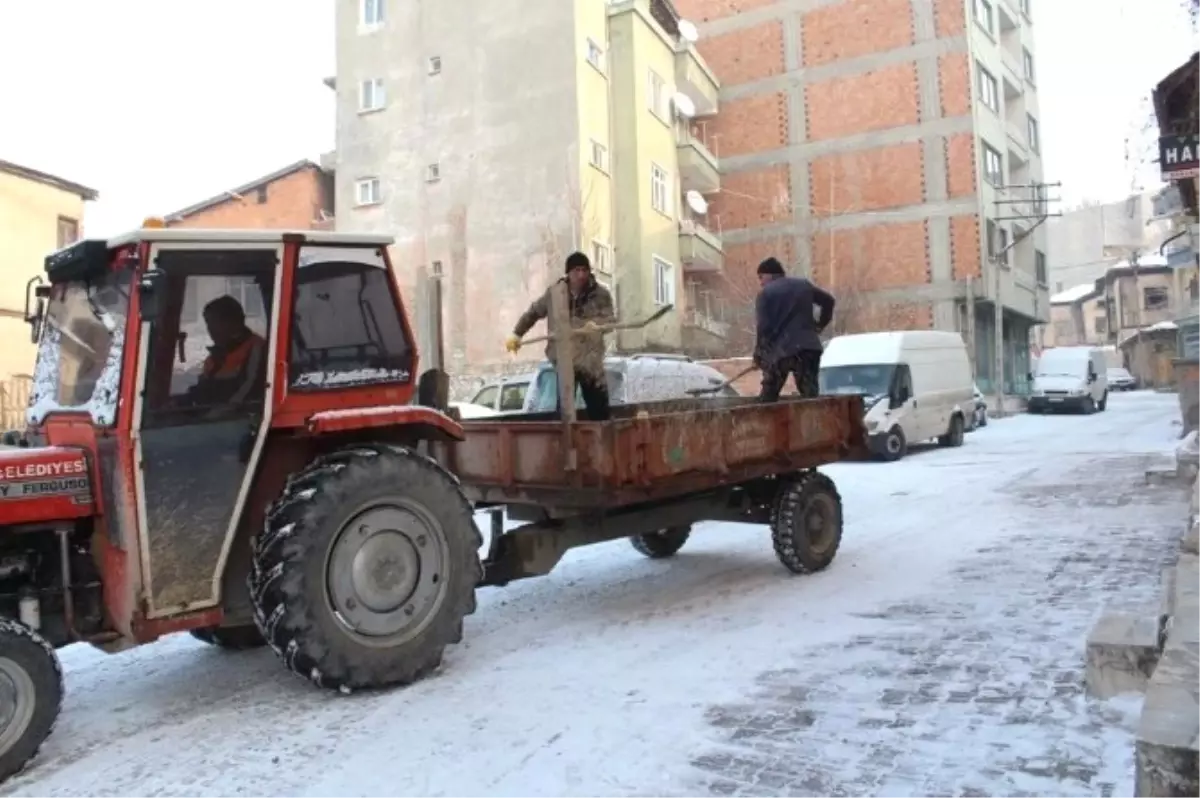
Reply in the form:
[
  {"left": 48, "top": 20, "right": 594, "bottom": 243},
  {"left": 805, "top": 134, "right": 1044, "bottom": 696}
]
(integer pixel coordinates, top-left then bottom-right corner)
[
  {"left": 1097, "top": 392, "right": 1108, "bottom": 412},
  {"left": 938, "top": 415, "right": 965, "bottom": 447},
  {"left": 878, "top": 427, "right": 907, "bottom": 462},
  {"left": 1081, "top": 397, "right": 1096, "bottom": 415}
]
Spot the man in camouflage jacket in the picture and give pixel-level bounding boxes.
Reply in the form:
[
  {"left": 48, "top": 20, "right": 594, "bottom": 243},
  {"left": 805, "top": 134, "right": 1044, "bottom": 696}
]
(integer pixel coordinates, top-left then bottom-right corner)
[{"left": 505, "top": 251, "right": 616, "bottom": 420}]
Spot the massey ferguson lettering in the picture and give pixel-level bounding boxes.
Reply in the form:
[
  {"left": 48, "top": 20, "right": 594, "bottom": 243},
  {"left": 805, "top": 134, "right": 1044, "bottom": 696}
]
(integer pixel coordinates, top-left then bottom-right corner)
[
  {"left": 0, "top": 477, "right": 91, "bottom": 500},
  {"left": 0, "top": 460, "right": 87, "bottom": 482}
]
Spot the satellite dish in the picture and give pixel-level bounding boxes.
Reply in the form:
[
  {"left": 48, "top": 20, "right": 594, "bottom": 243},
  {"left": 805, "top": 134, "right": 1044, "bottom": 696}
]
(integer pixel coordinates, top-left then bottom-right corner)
[
  {"left": 678, "top": 19, "right": 699, "bottom": 42},
  {"left": 685, "top": 190, "right": 708, "bottom": 215},
  {"left": 673, "top": 92, "right": 696, "bottom": 118}
]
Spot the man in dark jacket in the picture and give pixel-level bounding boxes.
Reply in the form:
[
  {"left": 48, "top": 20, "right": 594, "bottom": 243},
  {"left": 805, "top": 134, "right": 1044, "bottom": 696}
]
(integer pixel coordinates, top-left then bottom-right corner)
[
  {"left": 505, "top": 251, "right": 616, "bottom": 420},
  {"left": 753, "top": 257, "right": 836, "bottom": 401}
]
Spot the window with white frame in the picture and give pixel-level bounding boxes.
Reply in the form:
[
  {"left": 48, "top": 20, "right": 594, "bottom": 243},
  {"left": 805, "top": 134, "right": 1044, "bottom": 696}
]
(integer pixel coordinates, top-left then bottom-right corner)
[
  {"left": 976, "top": 63, "right": 999, "bottom": 113},
  {"left": 585, "top": 38, "right": 605, "bottom": 73},
  {"left": 1023, "top": 47, "right": 1036, "bottom": 84},
  {"left": 355, "top": 177, "right": 381, "bottom": 206},
  {"left": 361, "top": 0, "right": 384, "bottom": 27},
  {"left": 647, "top": 69, "right": 668, "bottom": 120},
  {"left": 591, "top": 240, "right": 611, "bottom": 275},
  {"left": 982, "top": 141, "right": 1003, "bottom": 187},
  {"left": 1026, "top": 114, "right": 1040, "bottom": 153},
  {"left": 589, "top": 139, "right": 608, "bottom": 172},
  {"left": 652, "top": 256, "right": 675, "bottom": 306},
  {"left": 650, "top": 163, "right": 670, "bottom": 215},
  {"left": 428, "top": 56, "right": 442, "bottom": 76},
  {"left": 425, "top": 163, "right": 441, "bottom": 183},
  {"left": 359, "top": 78, "right": 385, "bottom": 112},
  {"left": 1019, "top": 0, "right": 1030, "bottom": 18},
  {"left": 973, "top": 0, "right": 994, "bottom": 34}
]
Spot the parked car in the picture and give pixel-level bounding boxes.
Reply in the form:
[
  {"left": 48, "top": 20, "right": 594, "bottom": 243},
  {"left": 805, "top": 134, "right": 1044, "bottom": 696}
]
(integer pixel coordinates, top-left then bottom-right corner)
[
  {"left": 819, "top": 330, "right": 974, "bottom": 461},
  {"left": 1028, "top": 346, "right": 1108, "bottom": 414},
  {"left": 969, "top": 383, "right": 988, "bottom": 430},
  {"left": 469, "top": 354, "right": 738, "bottom": 416},
  {"left": 1107, "top": 366, "right": 1138, "bottom": 391}
]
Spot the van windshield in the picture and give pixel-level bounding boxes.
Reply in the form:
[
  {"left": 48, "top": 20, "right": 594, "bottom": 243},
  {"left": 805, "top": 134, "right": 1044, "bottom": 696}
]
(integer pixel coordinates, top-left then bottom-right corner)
[
  {"left": 819, "top": 364, "right": 894, "bottom": 397},
  {"left": 1036, "top": 353, "right": 1085, "bottom": 377}
]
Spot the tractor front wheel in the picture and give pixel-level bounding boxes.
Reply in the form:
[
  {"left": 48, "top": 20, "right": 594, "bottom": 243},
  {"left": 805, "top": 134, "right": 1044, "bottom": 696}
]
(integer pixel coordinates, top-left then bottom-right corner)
[
  {"left": 249, "top": 444, "right": 482, "bottom": 692},
  {"left": 0, "top": 619, "right": 62, "bottom": 782}
]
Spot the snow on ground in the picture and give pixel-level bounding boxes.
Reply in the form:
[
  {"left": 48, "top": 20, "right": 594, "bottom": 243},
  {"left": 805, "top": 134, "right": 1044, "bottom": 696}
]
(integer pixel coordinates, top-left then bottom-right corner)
[{"left": 2, "top": 391, "right": 1188, "bottom": 797}]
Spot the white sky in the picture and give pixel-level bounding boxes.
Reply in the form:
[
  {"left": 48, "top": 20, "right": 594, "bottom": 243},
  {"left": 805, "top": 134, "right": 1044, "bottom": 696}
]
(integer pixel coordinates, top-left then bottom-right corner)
[{"left": 0, "top": 0, "right": 1195, "bottom": 237}]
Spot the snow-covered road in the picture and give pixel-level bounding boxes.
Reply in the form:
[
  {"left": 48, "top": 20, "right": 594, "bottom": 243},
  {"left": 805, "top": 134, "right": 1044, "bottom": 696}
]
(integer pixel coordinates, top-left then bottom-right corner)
[{"left": 3, "top": 391, "right": 1188, "bottom": 797}]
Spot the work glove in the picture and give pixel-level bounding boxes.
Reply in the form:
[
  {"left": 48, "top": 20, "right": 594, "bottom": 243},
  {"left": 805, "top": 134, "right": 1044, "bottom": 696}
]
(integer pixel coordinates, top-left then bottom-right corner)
[{"left": 504, "top": 334, "right": 521, "bottom": 354}]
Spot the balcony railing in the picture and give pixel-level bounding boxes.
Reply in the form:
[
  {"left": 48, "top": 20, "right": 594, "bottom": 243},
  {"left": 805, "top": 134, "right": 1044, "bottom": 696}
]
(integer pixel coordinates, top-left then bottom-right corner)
[
  {"left": 676, "top": 120, "right": 720, "bottom": 194},
  {"left": 679, "top": 218, "right": 724, "bottom": 272}
]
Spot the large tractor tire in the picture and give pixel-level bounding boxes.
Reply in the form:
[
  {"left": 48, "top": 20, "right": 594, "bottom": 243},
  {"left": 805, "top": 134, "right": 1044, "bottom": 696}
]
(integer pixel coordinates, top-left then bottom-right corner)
[
  {"left": 630, "top": 526, "right": 691, "bottom": 559},
  {"left": 189, "top": 625, "right": 266, "bottom": 650},
  {"left": 0, "top": 619, "right": 62, "bottom": 781},
  {"left": 770, "top": 470, "right": 843, "bottom": 574},
  {"left": 249, "top": 444, "right": 481, "bottom": 692}
]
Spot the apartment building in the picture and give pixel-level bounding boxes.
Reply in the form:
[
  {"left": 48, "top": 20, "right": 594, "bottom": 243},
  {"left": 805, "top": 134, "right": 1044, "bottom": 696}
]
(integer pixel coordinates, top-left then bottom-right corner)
[
  {"left": 674, "top": 0, "right": 1050, "bottom": 393},
  {"left": 0, "top": 159, "right": 97, "bottom": 379},
  {"left": 1043, "top": 259, "right": 1184, "bottom": 348},
  {"left": 332, "top": 0, "right": 724, "bottom": 375}
]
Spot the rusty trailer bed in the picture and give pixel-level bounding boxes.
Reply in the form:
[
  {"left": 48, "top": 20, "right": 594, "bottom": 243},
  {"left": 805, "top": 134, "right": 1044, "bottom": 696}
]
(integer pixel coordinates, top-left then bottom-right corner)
[{"left": 444, "top": 394, "right": 867, "bottom": 510}]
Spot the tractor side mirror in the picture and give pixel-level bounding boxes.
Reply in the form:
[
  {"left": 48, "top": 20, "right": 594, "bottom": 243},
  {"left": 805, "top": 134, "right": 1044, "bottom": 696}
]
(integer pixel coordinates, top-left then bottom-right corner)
[{"left": 138, "top": 271, "right": 166, "bottom": 323}]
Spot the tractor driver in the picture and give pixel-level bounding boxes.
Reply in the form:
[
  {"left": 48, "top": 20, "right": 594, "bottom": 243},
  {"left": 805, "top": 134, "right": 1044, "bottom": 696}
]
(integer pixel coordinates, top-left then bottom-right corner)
[{"left": 179, "top": 295, "right": 267, "bottom": 412}]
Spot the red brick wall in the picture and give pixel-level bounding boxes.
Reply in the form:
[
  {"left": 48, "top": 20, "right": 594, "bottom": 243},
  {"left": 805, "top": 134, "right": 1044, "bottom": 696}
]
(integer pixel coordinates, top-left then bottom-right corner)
[
  {"left": 805, "top": 63, "right": 921, "bottom": 141},
  {"left": 167, "top": 166, "right": 331, "bottom": 229},
  {"left": 945, "top": 133, "right": 976, "bottom": 197},
  {"left": 709, "top": 166, "right": 791, "bottom": 230},
  {"left": 938, "top": 53, "right": 972, "bottom": 117},
  {"left": 801, "top": 0, "right": 915, "bottom": 67},
  {"left": 809, "top": 143, "right": 925, "bottom": 216},
  {"left": 697, "top": 21, "right": 785, "bottom": 87},
  {"left": 950, "top": 215, "right": 981, "bottom": 279},
  {"left": 811, "top": 221, "right": 930, "bottom": 290},
  {"left": 675, "top": 0, "right": 776, "bottom": 22},
  {"left": 712, "top": 93, "right": 789, "bottom": 157},
  {"left": 934, "top": 0, "right": 967, "bottom": 36}
]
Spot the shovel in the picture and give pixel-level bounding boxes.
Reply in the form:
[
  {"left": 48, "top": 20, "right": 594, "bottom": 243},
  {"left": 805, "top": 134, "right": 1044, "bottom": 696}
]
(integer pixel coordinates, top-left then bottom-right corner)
[
  {"left": 687, "top": 364, "right": 757, "bottom": 396},
  {"left": 520, "top": 304, "right": 675, "bottom": 346}
]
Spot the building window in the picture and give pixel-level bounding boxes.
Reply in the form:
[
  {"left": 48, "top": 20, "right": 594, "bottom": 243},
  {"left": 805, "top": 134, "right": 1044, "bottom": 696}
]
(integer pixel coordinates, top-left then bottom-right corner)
[
  {"left": 973, "top": 0, "right": 994, "bottom": 34},
  {"left": 591, "top": 241, "right": 611, "bottom": 275},
  {"left": 428, "top": 56, "right": 442, "bottom": 76},
  {"left": 56, "top": 216, "right": 79, "bottom": 249},
  {"left": 431, "top": 260, "right": 443, "bottom": 277},
  {"left": 1035, "top": 250, "right": 1047, "bottom": 286},
  {"left": 1022, "top": 47, "right": 1036, "bottom": 84},
  {"left": 652, "top": 256, "right": 675, "bottom": 306},
  {"left": 1019, "top": 0, "right": 1031, "bottom": 18},
  {"left": 425, "top": 163, "right": 441, "bottom": 183},
  {"left": 1026, "top": 114, "right": 1040, "bottom": 153},
  {"left": 359, "top": 78, "right": 385, "bottom": 112},
  {"left": 1143, "top": 285, "right": 1170, "bottom": 310},
  {"left": 986, "top": 219, "right": 1009, "bottom": 265},
  {"left": 354, "top": 177, "right": 382, "bottom": 206},
  {"left": 982, "top": 141, "right": 1004, "bottom": 187},
  {"left": 977, "top": 63, "right": 999, "bottom": 113},
  {"left": 361, "top": 0, "right": 384, "bottom": 27},
  {"left": 1095, "top": 316, "right": 1107, "bottom": 335},
  {"left": 997, "top": 227, "right": 1009, "bottom": 266},
  {"left": 589, "top": 139, "right": 608, "bottom": 172},
  {"left": 255, "top": 185, "right": 269, "bottom": 204},
  {"left": 585, "top": 38, "right": 605, "bottom": 73},
  {"left": 650, "top": 163, "right": 670, "bottom": 215},
  {"left": 647, "top": 69, "right": 668, "bottom": 121}
]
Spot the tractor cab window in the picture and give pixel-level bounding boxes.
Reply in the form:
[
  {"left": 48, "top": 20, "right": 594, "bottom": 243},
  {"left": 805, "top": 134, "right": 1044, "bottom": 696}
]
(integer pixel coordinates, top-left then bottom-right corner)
[
  {"left": 27, "top": 268, "right": 132, "bottom": 426},
  {"left": 289, "top": 246, "right": 414, "bottom": 391}
]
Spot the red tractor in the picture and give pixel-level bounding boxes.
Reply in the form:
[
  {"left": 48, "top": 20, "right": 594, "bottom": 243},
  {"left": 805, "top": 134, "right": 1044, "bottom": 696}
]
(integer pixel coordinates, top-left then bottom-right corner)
[{"left": 0, "top": 225, "right": 480, "bottom": 780}]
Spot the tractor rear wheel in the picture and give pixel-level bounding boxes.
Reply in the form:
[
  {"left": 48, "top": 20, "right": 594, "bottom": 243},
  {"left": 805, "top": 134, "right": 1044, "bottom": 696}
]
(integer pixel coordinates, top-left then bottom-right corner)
[
  {"left": 0, "top": 619, "right": 62, "bottom": 781},
  {"left": 189, "top": 625, "right": 266, "bottom": 650},
  {"left": 630, "top": 526, "right": 691, "bottom": 558},
  {"left": 249, "top": 444, "right": 481, "bottom": 692},
  {"left": 770, "top": 470, "right": 843, "bottom": 574}
]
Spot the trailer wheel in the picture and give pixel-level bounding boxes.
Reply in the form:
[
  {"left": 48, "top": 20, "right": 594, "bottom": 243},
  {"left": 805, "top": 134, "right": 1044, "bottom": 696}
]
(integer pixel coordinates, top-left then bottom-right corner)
[
  {"left": 770, "top": 471, "right": 843, "bottom": 574},
  {"left": 189, "top": 625, "right": 266, "bottom": 650},
  {"left": 0, "top": 619, "right": 62, "bottom": 782},
  {"left": 249, "top": 444, "right": 481, "bottom": 692},
  {"left": 630, "top": 526, "right": 691, "bottom": 559}
]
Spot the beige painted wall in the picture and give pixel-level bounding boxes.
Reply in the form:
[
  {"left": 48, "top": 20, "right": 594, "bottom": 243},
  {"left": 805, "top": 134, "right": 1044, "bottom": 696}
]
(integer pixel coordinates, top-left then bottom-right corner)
[{"left": 0, "top": 172, "right": 89, "bottom": 377}]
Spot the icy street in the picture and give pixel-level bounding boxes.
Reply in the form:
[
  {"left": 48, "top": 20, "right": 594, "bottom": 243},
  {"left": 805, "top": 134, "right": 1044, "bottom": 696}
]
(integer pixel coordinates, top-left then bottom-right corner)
[{"left": 2, "top": 391, "right": 1188, "bottom": 798}]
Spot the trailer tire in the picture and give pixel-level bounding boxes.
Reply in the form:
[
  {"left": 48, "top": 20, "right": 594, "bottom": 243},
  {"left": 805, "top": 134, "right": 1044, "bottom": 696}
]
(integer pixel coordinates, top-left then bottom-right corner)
[
  {"left": 249, "top": 444, "right": 481, "bottom": 692},
  {"left": 0, "top": 619, "right": 62, "bottom": 782},
  {"left": 630, "top": 526, "right": 691, "bottom": 559},
  {"left": 189, "top": 625, "right": 266, "bottom": 650},
  {"left": 770, "top": 470, "right": 843, "bottom": 575}
]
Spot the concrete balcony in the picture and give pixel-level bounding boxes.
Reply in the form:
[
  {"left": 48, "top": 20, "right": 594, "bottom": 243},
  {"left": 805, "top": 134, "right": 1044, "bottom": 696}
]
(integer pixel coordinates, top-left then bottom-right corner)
[
  {"left": 1000, "top": 50, "right": 1024, "bottom": 97},
  {"left": 682, "top": 310, "right": 730, "bottom": 357},
  {"left": 677, "top": 128, "right": 720, "bottom": 194},
  {"left": 674, "top": 45, "right": 719, "bottom": 116},
  {"left": 679, "top": 219, "right": 724, "bottom": 273},
  {"left": 1006, "top": 119, "right": 1029, "bottom": 165},
  {"left": 996, "top": 0, "right": 1021, "bottom": 31}
]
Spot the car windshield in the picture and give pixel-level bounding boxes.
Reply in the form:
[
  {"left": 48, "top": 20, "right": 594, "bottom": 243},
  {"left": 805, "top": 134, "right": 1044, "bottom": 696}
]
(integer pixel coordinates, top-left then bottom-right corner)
[
  {"left": 818, "top": 364, "right": 895, "bottom": 397},
  {"left": 28, "top": 268, "right": 133, "bottom": 426},
  {"left": 529, "top": 367, "right": 624, "bottom": 413}
]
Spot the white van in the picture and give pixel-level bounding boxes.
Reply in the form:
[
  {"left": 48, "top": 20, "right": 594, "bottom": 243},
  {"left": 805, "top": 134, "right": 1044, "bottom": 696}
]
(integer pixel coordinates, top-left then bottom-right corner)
[
  {"left": 1028, "top": 346, "right": 1108, "bottom": 414},
  {"left": 819, "top": 331, "right": 975, "bottom": 461},
  {"left": 469, "top": 354, "right": 737, "bottom": 416}
]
